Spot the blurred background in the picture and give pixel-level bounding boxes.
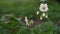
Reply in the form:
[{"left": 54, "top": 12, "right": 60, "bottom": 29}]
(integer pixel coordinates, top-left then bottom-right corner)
[{"left": 0, "top": 0, "right": 60, "bottom": 34}]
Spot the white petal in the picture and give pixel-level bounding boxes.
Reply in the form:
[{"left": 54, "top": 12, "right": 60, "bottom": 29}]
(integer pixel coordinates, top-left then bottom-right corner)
[
  {"left": 25, "top": 16, "right": 28, "bottom": 22},
  {"left": 40, "top": 3, "right": 48, "bottom": 7}
]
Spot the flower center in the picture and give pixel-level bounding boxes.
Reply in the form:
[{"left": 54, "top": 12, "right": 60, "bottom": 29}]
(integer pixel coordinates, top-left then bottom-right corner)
[{"left": 42, "top": 6, "right": 45, "bottom": 9}]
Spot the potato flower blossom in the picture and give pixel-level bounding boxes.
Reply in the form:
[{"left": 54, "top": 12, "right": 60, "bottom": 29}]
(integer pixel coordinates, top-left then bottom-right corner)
[{"left": 39, "top": 3, "right": 49, "bottom": 12}]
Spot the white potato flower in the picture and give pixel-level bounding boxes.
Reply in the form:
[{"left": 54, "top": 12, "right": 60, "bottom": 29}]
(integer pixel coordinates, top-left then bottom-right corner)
[
  {"left": 37, "top": 11, "right": 39, "bottom": 15},
  {"left": 39, "top": 3, "right": 49, "bottom": 12},
  {"left": 25, "top": 16, "right": 29, "bottom": 25},
  {"left": 42, "top": 13, "right": 45, "bottom": 16},
  {"left": 40, "top": 16, "right": 43, "bottom": 20},
  {"left": 45, "top": 15, "right": 48, "bottom": 18}
]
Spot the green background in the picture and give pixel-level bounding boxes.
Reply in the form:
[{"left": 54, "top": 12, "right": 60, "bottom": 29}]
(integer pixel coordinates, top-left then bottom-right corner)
[{"left": 0, "top": 0, "right": 60, "bottom": 34}]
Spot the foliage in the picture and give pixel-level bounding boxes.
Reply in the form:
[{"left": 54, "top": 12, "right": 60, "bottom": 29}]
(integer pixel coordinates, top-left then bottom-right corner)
[
  {"left": 16, "top": 20, "right": 57, "bottom": 34},
  {"left": 32, "top": 20, "right": 57, "bottom": 34}
]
